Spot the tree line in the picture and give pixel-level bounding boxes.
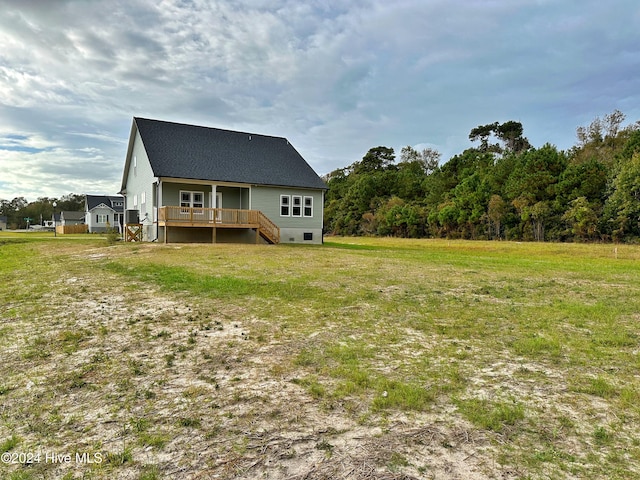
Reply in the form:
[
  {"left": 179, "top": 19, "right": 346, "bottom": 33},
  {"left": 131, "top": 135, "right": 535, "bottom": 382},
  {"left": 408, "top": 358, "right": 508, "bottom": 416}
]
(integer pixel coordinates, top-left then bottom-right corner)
[
  {"left": 0, "top": 194, "right": 85, "bottom": 229},
  {"left": 324, "top": 110, "right": 640, "bottom": 242}
]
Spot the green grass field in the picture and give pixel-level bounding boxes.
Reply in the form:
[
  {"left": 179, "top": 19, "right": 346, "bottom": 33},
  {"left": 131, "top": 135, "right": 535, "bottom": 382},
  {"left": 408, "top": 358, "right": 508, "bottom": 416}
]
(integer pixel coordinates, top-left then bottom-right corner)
[{"left": 1, "top": 232, "right": 639, "bottom": 479}]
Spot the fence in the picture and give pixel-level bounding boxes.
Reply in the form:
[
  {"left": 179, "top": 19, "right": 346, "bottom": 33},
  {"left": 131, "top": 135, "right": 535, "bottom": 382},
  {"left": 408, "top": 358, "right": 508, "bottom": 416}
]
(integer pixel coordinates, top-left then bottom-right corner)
[{"left": 56, "top": 224, "right": 88, "bottom": 234}]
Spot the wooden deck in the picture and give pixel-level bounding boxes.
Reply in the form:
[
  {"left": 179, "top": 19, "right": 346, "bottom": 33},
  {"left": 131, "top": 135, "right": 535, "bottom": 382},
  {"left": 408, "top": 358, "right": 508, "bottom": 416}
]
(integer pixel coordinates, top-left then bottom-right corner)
[{"left": 158, "top": 206, "right": 280, "bottom": 244}]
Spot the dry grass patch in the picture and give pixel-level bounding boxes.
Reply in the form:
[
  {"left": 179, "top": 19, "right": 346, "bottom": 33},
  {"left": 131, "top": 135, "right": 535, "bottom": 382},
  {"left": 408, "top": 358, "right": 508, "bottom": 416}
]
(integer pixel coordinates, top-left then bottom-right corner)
[{"left": 1, "top": 235, "right": 640, "bottom": 479}]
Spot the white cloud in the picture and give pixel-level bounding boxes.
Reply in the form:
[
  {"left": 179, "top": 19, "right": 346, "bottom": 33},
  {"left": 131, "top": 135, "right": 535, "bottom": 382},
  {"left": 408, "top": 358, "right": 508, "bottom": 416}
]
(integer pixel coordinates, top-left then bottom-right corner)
[{"left": 0, "top": 0, "right": 639, "bottom": 200}]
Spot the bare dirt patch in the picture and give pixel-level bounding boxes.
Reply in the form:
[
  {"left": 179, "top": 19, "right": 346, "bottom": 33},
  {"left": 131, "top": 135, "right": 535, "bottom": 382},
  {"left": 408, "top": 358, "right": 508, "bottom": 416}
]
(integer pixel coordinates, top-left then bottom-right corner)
[{"left": 0, "top": 248, "right": 497, "bottom": 479}]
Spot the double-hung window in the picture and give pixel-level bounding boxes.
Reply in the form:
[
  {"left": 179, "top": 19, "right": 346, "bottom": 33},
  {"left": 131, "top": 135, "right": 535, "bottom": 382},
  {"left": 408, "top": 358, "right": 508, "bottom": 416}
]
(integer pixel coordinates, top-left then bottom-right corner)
[
  {"left": 292, "top": 196, "right": 302, "bottom": 217},
  {"left": 303, "top": 196, "right": 313, "bottom": 217},
  {"left": 280, "top": 195, "right": 290, "bottom": 216}
]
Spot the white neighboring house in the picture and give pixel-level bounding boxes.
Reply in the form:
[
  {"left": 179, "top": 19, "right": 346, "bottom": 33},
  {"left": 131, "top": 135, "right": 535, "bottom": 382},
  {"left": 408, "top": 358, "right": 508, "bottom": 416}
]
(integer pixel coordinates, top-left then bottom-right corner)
[{"left": 85, "top": 195, "right": 124, "bottom": 233}]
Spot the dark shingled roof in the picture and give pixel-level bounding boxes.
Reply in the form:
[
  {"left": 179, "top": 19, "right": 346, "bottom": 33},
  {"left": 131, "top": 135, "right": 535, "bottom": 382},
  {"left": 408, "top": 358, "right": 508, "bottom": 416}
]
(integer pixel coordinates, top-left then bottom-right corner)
[
  {"left": 61, "top": 211, "right": 86, "bottom": 221},
  {"left": 86, "top": 195, "right": 124, "bottom": 212},
  {"left": 134, "top": 118, "right": 327, "bottom": 190}
]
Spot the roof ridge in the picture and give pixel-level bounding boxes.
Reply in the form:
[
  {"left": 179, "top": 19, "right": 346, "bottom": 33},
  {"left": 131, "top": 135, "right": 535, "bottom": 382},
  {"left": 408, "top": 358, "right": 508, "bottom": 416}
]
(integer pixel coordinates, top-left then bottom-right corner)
[{"left": 134, "top": 117, "right": 290, "bottom": 142}]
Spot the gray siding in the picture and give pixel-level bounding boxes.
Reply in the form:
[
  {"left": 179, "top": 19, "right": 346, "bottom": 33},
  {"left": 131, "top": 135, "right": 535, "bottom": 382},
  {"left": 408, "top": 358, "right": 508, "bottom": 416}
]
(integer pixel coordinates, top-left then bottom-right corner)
[
  {"left": 251, "top": 186, "right": 323, "bottom": 230},
  {"left": 217, "top": 186, "right": 248, "bottom": 209},
  {"left": 251, "top": 186, "right": 323, "bottom": 244},
  {"left": 161, "top": 182, "right": 212, "bottom": 206},
  {"left": 160, "top": 183, "right": 247, "bottom": 209}
]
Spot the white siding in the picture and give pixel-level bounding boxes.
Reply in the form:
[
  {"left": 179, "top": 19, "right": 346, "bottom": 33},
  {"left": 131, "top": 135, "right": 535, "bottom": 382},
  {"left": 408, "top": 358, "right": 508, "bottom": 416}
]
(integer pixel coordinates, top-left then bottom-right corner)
[{"left": 125, "top": 130, "right": 157, "bottom": 239}]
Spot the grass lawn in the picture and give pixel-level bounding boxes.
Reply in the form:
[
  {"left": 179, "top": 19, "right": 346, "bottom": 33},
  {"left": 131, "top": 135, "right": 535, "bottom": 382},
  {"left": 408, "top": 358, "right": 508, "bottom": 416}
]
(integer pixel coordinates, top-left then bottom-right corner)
[{"left": 1, "top": 232, "right": 639, "bottom": 479}]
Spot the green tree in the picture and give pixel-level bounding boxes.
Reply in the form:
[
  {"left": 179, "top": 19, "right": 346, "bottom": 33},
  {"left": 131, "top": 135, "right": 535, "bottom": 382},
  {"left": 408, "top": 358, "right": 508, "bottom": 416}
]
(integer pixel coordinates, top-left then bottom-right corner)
[
  {"left": 469, "top": 122, "right": 500, "bottom": 153},
  {"left": 487, "top": 194, "right": 507, "bottom": 240},
  {"left": 504, "top": 144, "right": 567, "bottom": 203},
  {"left": 495, "top": 121, "right": 532, "bottom": 153},
  {"left": 557, "top": 159, "right": 608, "bottom": 204},
  {"left": 435, "top": 201, "right": 460, "bottom": 238},
  {"left": 571, "top": 110, "right": 639, "bottom": 165},
  {"left": 400, "top": 145, "right": 441, "bottom": 174},
  {"left": 353, "top": 146, "right": 395, "bottom": 174},
  {"left": 449, "top": 172, "right": 491, "bottom": 239},
  {"left": 530, "top": 201, "right": 551, "bottom": 241},
  {"left": 469, "top": 121, "right": 531, "bottom": 154},
  {"left": 603, "top": 153, "right": 640, "bottom": 240},
  {"left": 562, "top": 197, "right": 599, "bottom": 240}
]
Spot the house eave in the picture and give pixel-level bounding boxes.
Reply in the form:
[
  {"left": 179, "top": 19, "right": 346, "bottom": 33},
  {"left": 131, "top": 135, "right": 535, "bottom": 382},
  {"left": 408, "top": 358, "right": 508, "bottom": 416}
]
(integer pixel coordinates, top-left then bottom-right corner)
[
  {"left": 159, "top": 177, "right": 250, "bottom": 188},
  {"left": 158, "top": 176, "right": 326, "bottom": 191}
]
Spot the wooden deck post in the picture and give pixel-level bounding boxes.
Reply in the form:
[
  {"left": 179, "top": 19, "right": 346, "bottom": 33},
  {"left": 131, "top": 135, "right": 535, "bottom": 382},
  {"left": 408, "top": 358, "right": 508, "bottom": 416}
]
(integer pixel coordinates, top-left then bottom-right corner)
[{"left": 212, "top": 227, "right": 216, "bottom": 244}]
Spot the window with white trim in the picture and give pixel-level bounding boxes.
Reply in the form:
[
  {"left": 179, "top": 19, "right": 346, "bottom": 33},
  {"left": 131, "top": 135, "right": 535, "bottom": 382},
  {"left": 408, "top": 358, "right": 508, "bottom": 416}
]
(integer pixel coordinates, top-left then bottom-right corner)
[
  {"left": 304, "top": 196, "right": 313, "bottom": 217},
  {"left": 193, "top": 192, "right": 204, "bottom": 214},
  {"left": 280, "top": 195, "right": 290, "bottom": 216},
  {"left": 97, "top": 214, "right": 108, "bottom": 223},
  {"left": 140, "top": 191, "right": 146, "bottom": 215},
  {"left": 180, "top": 191, "right": 204, "bottom": 214},
  {"left": 292, "top": 196, "right": 302, "bottom": 217},
  {"left": 133, "top": 194, "right": 138, "bottom": 208}
]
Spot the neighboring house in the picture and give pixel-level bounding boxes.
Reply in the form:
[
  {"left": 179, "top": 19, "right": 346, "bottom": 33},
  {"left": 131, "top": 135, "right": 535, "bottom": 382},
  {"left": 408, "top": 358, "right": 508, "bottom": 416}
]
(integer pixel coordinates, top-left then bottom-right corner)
[
  {"left": 85, "top": 195, "right": 124, "bottom": 233},
  {"left": 60, "top": 211, "right": 85, "bottom": 226},
  {"left": 0, "top": 216, "right": 6, "bottom": 231},
  {"left": 119, "top": 117, "right": 327, "bottom": 244}
]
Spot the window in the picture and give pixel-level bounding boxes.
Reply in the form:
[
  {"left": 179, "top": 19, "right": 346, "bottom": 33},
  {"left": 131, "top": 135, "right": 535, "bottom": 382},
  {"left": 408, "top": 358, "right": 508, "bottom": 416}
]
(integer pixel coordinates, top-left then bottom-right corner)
[
  {"left": 133, "top": 195, "right": 138, "bottom": 208},
  {"left": 140, "top": 192, "right": 146, "bottom": 216},
  {"left": 304, "top": 196, "right": 313, "bottom": 217},
  {"left": 180, "top": 192, "right": 191, "bottom": 212},
  {"left": 280, "top": 195, "right": 290, "bottom": 216},
  {"left": 292, "top": 196, "right": 302, "bottom": 217},
  {"left": 180, "top": 191, "right": 204, "bottom": 214},
  {"left": 133, "top": 155, "right": 137, "bottom": 176},
  {"left": 192, "top": 192, "right": 203, "bottom": 214},
  {"left": 97, "top": 214, "right": 108, "bottom": 223},
  {"left": 304, "top": 232, "right": 313, "bottom": 241}
]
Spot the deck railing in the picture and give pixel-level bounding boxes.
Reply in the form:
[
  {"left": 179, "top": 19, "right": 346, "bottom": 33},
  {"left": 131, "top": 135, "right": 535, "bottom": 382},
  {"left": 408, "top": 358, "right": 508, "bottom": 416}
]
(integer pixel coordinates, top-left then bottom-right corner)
[{"left": 159, "top": 206, "right": 258, "bottom": 225}]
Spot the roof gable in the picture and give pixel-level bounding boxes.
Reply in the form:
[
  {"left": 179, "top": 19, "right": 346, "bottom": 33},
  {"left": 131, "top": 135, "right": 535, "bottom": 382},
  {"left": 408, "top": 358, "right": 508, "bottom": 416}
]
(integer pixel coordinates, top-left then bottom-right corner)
[{"left": 131, "top": 118, "right": 327, "bottom": 190}]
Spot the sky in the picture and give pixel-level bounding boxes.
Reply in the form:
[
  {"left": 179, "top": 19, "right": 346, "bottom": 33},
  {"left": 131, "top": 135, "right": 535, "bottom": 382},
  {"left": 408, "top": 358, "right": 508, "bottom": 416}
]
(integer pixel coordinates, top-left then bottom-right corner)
[{"left": 1, "top": 0, "right": 639, "bottom": 202}]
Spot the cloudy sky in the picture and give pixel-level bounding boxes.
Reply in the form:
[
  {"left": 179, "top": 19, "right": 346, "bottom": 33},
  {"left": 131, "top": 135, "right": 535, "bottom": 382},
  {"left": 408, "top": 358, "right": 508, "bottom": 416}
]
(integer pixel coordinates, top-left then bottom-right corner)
[{"left": 1, "top": 0, "right": 639, "bottom": 202}]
